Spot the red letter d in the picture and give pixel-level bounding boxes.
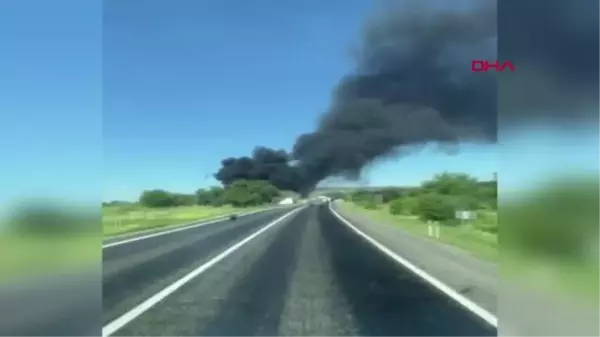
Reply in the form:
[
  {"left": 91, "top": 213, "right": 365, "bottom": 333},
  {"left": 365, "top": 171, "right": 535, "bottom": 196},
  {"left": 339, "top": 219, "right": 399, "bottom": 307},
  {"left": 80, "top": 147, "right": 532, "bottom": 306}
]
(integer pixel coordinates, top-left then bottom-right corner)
[{"left": 471, "top": 60, "right": 487, "bottom": 72}]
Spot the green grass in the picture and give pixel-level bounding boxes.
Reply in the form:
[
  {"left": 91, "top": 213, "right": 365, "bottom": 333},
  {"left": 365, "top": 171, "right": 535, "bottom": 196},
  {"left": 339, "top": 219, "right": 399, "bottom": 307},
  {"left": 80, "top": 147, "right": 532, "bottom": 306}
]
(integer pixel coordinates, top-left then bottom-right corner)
[
  {"left": 339, "top": 202, "right": 499, "bottom": 262},
  {"left": 102, "top": 204, "right": 269, "bottom": 237}
]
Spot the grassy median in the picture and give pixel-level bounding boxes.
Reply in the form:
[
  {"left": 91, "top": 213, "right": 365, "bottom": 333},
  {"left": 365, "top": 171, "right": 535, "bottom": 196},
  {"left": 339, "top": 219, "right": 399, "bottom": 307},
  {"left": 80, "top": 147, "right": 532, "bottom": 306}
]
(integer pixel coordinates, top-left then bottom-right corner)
[
  {"left": 103, "top": 204, "right": 269, "bottom": 237},
  {"left": 338, "top": 201, "right": 499, "bottom": 262}
]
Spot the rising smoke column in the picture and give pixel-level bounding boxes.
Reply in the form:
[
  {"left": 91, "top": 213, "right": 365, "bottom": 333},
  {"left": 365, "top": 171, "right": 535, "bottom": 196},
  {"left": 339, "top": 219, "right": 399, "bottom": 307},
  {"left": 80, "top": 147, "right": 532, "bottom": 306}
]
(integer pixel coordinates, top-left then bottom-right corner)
[
  {"left": 293, "top": 0, "right": 497, "bottom": 190},
  {"left": 214, "top": 147, "right": 306, "bottom": 192},
  {"left": 214, "top": 1, "right": 498, "bottom": 194}
]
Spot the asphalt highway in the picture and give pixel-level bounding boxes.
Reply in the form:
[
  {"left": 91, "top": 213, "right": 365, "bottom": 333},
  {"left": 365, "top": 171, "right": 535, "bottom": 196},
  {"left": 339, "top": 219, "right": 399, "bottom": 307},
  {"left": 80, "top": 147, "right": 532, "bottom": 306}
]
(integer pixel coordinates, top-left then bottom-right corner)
[{"left": 103, "top": 203, "right": 497, "bottom": 336}]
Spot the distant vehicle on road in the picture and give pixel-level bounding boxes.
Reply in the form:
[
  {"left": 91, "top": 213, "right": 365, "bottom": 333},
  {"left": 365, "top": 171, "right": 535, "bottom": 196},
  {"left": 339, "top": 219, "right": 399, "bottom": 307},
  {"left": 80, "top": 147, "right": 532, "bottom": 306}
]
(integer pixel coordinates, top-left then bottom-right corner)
[
  {"left": 229, "top": 214, "right": 238, "bottom": 221},
  {"left": 316, "top": 196, "right": 331, "bottom": 203},
  {"left": 278, "top": 197, "right": 295, "bottom": 205}
]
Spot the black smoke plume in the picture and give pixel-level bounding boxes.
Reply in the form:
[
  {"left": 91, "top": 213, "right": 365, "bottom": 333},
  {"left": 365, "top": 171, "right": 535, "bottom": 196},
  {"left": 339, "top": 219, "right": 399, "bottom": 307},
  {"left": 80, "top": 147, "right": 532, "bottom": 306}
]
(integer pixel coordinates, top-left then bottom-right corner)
[
  {"left": 292, "top": 0, "right": 497, "bottom": 189},
  {"left": 214, "top": 147, "right": 306, "bottom": 192},
  {"left": 215, "top": 1, "right": 497, "bottom": 194}
]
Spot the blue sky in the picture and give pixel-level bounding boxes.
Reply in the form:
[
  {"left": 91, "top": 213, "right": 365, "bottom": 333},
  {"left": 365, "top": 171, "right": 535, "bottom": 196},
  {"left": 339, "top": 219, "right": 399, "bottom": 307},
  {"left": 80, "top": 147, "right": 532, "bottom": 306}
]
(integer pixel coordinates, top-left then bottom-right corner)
[
  {"left": 102, "top": 0, "right": 500, "bottom": 201},
  {"left": 103, "top": 0, "right": 372, "bottom": 200},
  {"left": 0, "top": 0, "right": 596, "bottom": 205}
]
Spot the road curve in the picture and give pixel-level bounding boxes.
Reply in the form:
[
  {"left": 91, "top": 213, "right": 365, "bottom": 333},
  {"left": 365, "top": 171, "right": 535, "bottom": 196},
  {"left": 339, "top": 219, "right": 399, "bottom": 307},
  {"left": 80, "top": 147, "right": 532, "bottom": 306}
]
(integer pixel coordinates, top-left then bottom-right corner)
[{"left": 103, "top": 204, "right": 496, "bottom": 336}]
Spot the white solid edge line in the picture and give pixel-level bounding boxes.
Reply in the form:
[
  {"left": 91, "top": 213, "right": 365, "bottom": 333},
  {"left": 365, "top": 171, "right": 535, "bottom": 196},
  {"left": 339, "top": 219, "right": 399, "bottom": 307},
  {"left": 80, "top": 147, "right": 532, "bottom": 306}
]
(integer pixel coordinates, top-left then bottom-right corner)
[
  {"left": 102, "top": 207, "right": 277, "bottom": 249},
  {"left": 101, "top": 206, "right": 304, "bottom": 337},
  {"left": 328, "top": 203, "right": 498, "bottom": 328}
]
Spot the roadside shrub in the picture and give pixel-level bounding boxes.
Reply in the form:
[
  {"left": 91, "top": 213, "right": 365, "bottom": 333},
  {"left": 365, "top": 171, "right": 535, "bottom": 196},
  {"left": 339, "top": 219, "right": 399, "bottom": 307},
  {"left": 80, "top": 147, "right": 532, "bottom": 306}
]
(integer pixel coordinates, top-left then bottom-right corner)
[
  {"left": 389, "top": 196, "right": 419, "bottom": 216},
  {"left": 219, "top": 180, "right": 280, "bottom": 207},
  {"left": 360, "top": 199, "right": 379, "bottom": 209},
  {"left": 380, "top": 188, "right": 404, "bottom": 203},
  {"left": 389, "top": 198, "right": 404, "bottom": 215},
  {"left": 453, "top": 195, "right": 482, "bottom": 210},
  {"left": 171, "top": 193, "right": 197, "bottom": 206},
  {"left": 351, "top": 191, "right": 374, "bottom": 204},
  {"left": 196, "top": 187, "right": 224, "bottom": 206},
  {"left": 139, "top": 189, "right": 175, "bottom": 208},
  {"left": 415, "top": 193, "right": 455, "bottom": 222},
  {"left": 402, "top": 196, "right": 419, "bottom": 215}
]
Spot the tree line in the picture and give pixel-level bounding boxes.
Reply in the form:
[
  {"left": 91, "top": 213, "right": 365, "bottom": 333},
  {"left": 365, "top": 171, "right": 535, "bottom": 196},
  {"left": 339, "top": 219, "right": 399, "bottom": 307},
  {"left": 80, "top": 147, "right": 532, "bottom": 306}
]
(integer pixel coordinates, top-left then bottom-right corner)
[
  {"left": 102, "top": 180, "right": 284, "bottom": 209},
  {"left": 104, "top": 171, "right": 598, "bottom": 262},
  {"left": 326, "top": 172, "right": 498, "bottom": 233},
  {"left": 331, "top": 172, "right": 599, "bottom": 262}
]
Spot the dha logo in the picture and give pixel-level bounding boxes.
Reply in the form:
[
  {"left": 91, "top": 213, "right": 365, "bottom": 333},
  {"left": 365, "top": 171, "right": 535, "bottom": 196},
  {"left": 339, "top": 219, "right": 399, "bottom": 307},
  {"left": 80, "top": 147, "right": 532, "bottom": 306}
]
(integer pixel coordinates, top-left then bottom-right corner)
[{"left": 471, "top": 60, "right": 515, "bottom": 72}]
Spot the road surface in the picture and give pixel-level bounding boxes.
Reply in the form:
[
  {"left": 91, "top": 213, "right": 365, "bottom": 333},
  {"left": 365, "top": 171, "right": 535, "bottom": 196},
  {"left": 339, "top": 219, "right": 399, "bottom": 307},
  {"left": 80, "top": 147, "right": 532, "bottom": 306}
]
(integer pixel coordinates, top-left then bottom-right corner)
[{"left": 103, "top": 203, "right": 496, "bottom": 336}]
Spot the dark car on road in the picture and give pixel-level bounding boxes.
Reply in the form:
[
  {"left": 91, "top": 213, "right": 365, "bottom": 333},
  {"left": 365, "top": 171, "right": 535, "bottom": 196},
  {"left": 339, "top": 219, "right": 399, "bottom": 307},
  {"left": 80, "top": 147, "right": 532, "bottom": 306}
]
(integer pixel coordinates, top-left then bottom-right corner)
[{"left": 229, "top": 214, "right": 238, "bottom": 221}]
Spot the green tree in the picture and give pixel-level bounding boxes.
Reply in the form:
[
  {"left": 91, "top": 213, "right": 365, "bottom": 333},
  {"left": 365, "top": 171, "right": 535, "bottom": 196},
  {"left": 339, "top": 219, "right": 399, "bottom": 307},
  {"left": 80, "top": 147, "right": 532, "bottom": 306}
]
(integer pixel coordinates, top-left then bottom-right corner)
[
  {"left": 139, "top": 189, "right": 175, "bottom": 208},
  {"left": 220, "top": 180, "right": 280, "bottom": 207},
  {"left": 421, "top": 172, "right": 494, "bottom": 210},
  {"left": 209, "top": 186, "right": 226, "bottom": 206},
  {"left": 248, "top": 180, "right": 280, "bottom": 202},
  {"left": 389, "top": 198, "right": 404, "bottom": 215},
  {"left": 421, "top": 172, "right": 479, "bottom": 196},
  {"left": 389, "top": 196, "right": 420, "bottom": 215},
  {"left": 406, "top": 188, "right": 421, "bottom": 198},
  {"left": 415, "top": 193, "right": 456, "bottom": 222},
  {"left": 195, "top": 188, "right": 211, "bottom": 205},
  {"left": 196, "top": 186, "right": 226, "bottom": 206},
  {"left": 351, "top": 190, "right": 375, "bottom": 205},
  {"left": 380, "top": 188, "right": 404, "bottom": 203},
  {"left": 401, "top": 196, "right": 419, "bottom": 215},
  {"left": 477, "top": 181, "right": 498, "bottom": 210},
  {"left": 171, "top": 193, "right": 196, "bottom": 206}
]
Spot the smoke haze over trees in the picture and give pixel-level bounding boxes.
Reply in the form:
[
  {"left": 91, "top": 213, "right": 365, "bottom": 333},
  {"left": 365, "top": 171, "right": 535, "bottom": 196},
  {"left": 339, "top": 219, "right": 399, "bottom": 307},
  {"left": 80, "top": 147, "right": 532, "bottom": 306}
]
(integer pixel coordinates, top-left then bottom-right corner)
[
  {"left": 215, "top": 0, "right": 497, "bottom": 194},
  {"left": 214, "top": 147, "right": 306, "bottom": 193}
]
